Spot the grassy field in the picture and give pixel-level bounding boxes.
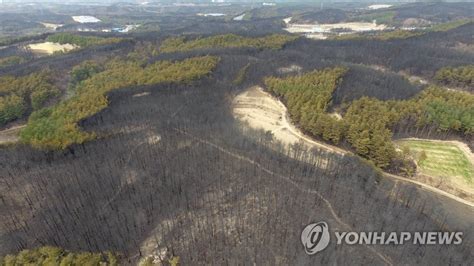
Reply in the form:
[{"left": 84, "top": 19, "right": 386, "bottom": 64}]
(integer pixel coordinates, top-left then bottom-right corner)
[{"left": 397, "top": 139, "right": 474, "bottom": 184}]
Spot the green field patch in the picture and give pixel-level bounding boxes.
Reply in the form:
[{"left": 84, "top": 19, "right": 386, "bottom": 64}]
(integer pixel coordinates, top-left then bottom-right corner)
[{"left": 398, "top": 139, "right": 474, "bottom": 183}]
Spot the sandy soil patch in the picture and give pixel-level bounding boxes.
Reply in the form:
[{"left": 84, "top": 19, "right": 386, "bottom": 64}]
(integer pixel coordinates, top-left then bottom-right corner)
[
  {"left": 233, "top": 86, "right": 346, "bottom": 157},
  {"left": 233, "top": 86, "right": 473, "bottom": 206},
  {"left": 27, "top": 42, "right": 78, "bottom": 55},
  {"left": 329, "top": 112, "right": 342, "bottom": 120},
  {"left": 398, "top": 70, "right": 429, "bottom": 85},
  {"left": 0, "top": 125, "right": 25, "bottom": 145},
  {"left": 146, "top": 134, "right": 161, "bottom": 145},
  {"left": 41, "top": 22, "right": 63, "bottom": 30},
  {"left": 133, "top": 92, "right": 151, "bottom": 98},
  {"left": 233, "top": 14, "right": 245, "bottom": 21},
  {"left": 277, "top": 64, "right": 302, "bottom": 74},
  {"left": 233, "top": 86, "right": 303, "bottom": 146}
]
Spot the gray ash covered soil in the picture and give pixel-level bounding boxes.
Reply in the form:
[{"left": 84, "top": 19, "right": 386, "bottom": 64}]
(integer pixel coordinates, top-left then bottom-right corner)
[
  {"left": 1, "top": 76, "right": 472, "bottom": 264},
  {"left": 1, "top": 8, "right": 473, "bottom": 263}
]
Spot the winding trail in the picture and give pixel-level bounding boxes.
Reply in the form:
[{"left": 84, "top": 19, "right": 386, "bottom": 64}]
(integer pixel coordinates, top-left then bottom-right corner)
[
  {"left": 173, "top": 127, "right": 394, "bottom": 265},
  {"left": 99, "top": 130, "right": 161, "bottom": 213},
  {"left": 233, "top": 86, "right": 474, "bottom": 208}
]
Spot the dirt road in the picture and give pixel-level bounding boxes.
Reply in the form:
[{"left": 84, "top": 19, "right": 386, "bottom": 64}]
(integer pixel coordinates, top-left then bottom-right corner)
[
  {"left": 173, "top": 127, "right": 394, "bottom": 265},
  {"left": 233, "top": 86, "right": 346, "bottom": 155},
  {"left": 232, "top": 86, "right": 474, "bottom": 208}
]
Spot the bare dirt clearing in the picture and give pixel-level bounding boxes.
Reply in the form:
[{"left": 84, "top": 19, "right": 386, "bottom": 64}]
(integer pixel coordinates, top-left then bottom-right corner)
[
  {"left": 40, "top": 22, "right": 63, "bottom": 30},
  {"left": 0, "top": 125, "right": 25, "bottom": 145},
  {"left": 27, "top": 42, "right": 78, "bottom": 55},
  {"left": 133, "top": 92, "right": 151, "bottom": 98},
  {"left": 232, "top": 86, "right": 346, "bottom": 155},
  {"left": 233, "top": 86, "right": 474, "bottom": 207},
  {"left": 277, "top": 64, "right": 302, "bottom": 74},
  {"left": 233, "top": 86, "right": 300, "bottom": 146}
]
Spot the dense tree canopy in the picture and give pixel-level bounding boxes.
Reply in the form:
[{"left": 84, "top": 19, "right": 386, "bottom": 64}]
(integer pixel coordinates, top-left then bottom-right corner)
[
  {"left": 264, "top": 68, "right": 474, "bottom": 169},
  {"left": 0, "top": 94, "right": 26, "bottom": 125},
  {"left": 160, "top": 34, "right": 299, "bottom": 53},
  {"left": 265, "top": 67, "right": 347, "bottom": 144},
  {"left": 0, "top": 246, "right": 118, "bottom": 266},
  {"left": 264, "top": 67, "right": 398, "bottom": 167},
  {"left": 335, "top": 29, "right": 424, "bottom": 41},
  {"left": 413, "top": 87, "right": 474, "bottom": 134},
  {"left": 46, "top": 33, "right": 123, "bottom": 48},
  {"left": 434, "top": 65, "right": 473, "bottom": 89},
  {"left": 0, "top": 72, "right": 59, "bottom": 126},
  {"left": 341, "top": 87, "right": 473, "bottom": 167},
  {"left": 20, "top": 56, "right": 219, "bottom": 149},
  {"left": 344, "top": 97, "right": 397, "bottom": 168},
  {"left": 0, "top": 56, "right": 26, "bottom": 68},
  {"left": 69, "top": 60, "right": 105, "bottom": 90}
]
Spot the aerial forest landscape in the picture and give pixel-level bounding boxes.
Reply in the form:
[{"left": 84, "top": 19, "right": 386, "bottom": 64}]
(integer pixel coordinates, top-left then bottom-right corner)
[{"left": 0, "top": 0, "right": 473, "bottom": 265}]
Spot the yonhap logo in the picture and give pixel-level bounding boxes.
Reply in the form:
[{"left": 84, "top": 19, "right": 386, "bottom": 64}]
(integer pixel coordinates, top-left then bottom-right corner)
[
  {"left": 301, "top": 221, "right": 330, "bottom": 255},
  {"left": 300, "top": 221, "right": 463, "bottom": 256}
]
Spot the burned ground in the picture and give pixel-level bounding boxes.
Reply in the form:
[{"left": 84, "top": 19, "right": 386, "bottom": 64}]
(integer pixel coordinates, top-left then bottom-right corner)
[
  {"left": 0, "top": 3, "right": 473, "bottom": 264},
  {"left": 0, "top": 62, "right": 473, "bottom": 264}
]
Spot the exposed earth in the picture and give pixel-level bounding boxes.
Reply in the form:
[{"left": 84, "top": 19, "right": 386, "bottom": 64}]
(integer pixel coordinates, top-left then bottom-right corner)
[{"left": 233, "top": 86, "right": 474, "bottom": 206}]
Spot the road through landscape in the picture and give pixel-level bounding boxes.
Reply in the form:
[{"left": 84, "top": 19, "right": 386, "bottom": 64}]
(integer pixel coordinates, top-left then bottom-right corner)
[{"left": 233, "top": 86, "right": 474, "bottom": 208}]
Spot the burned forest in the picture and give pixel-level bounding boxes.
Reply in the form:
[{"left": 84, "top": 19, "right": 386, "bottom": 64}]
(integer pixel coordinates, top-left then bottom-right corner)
[{"left": 0, "top": 1, "right": 473, "bottom": 265}]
